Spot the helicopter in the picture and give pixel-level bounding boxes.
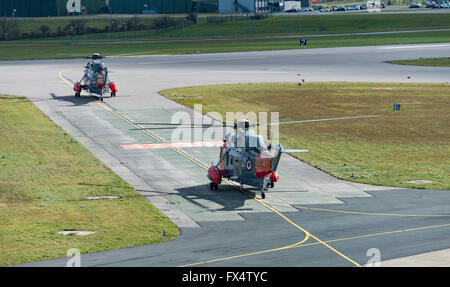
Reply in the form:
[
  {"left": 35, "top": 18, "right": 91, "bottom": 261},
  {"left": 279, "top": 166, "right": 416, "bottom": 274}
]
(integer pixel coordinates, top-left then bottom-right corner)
[
  {"left": 136, "top": 115, "right": 378, "bottom": 199},
  {"left": 207, "top": 118, "right": 307, "bottom": 199},
  {"left": 73, "top": 53, "right": 118, "bottom": 102},
  {"left": 206, "top": 115, "right": 380, "bottom": 199}
]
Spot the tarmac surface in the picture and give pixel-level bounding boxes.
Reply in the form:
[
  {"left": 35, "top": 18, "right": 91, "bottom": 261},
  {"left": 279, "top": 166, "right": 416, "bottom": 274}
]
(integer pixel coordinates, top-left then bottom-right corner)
[{"left": 1, "top": 43, "right": 449, "bottom": 266}]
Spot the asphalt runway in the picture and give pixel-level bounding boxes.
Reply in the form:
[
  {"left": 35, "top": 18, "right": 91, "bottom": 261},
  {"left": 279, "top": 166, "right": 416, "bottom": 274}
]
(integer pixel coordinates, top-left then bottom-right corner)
[{"left": 1, "top": 43, "right": 449, "bottom": 266}]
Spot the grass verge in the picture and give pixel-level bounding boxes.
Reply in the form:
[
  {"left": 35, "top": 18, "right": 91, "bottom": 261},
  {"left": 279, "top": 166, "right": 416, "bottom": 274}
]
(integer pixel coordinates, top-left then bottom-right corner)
[
  {"left": 0, "top": 30, "right": 450, "bottom": 61},
  {"left": 391, "top": 57, "right": 450, "bottom": 67},
  {"left": 5, "top": 13, "right": 450, "bottom": 42},
  {"left": 160, "top": 82, "right": 450, "bottom": 190},
  {"left": 0, "top": 95, "right": 178, "bottom": 266}
]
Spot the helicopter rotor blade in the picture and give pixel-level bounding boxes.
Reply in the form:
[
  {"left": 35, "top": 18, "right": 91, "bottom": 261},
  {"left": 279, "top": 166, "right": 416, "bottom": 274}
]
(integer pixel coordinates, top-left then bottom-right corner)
[
  {"left": 282, "top": 149, "right": 309, "bottom": 153},
  {"left": 133, "top": 122, "right": 234, "bottom": 127},
  {"left": 81, "top": 56, "right": 107, "bottom": 59},
  {"left": 131, "top": 122, "right": 235, "bottom": 130},
  {"left": 253, "top": 115, "right": 379, "bottom": 127}
]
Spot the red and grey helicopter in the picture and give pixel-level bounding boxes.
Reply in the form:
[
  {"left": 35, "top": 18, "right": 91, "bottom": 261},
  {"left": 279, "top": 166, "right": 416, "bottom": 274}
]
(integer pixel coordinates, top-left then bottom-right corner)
[
  {"left": 206, "top": 116, "right": 378, "bottom": 199},
  {"left": 73, "top": 53, "right": 118, "bottom": 101},
  {"left": 137, "top": 115, "right": 378, "bottom": 199}
]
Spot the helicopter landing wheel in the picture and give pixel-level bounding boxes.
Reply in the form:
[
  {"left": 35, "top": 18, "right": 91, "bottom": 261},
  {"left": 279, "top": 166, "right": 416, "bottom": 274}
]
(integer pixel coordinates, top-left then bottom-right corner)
[
  {"left": 111, "top": 92, "right": 116, "bottom": 97},
  {"left": 100, "top": 96, "right": 103, "bottom": 102},
  {"left": 75, "top": 93, "right": 80, "bottom": 98},
  {"left": 261, "top": 191, "right": 266, "bottom": 199},
  {"left": 209, "top": 182, "right": 218, "bottom": 191}
]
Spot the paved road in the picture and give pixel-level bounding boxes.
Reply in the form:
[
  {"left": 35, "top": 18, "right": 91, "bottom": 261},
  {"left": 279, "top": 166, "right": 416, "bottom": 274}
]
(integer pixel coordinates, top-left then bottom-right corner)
[
  {"left": 1, "top": 43, "right": 449, "bottom": 266},
  {"left": 277, "top": 8, "right": 450, "bottom": 15}
]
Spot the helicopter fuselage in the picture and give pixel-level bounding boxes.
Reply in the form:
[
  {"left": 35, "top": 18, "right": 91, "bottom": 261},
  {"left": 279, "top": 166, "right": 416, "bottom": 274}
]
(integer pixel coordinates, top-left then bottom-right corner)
[{"left": 73, "top": 58, "right": 118, "bottom": 101}]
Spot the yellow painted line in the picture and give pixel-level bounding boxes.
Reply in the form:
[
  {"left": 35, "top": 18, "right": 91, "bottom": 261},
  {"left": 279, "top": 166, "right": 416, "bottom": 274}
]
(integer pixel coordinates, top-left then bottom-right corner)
[
  {"left": 404, "top": 223, "right": 450, "bottom": 232},
  {"left": 171, "top": 150, "right": 363, "bottom": 267},
  {"left": 181, "top": 222, "right": 450, "bottom": 267},
  {"left": 58, "top": 68, "right": 360, "bottom": 268},
  {"left": 95, "top": 101, "right": 163, "bottom": 143},
  {"left": 296, "top": 205, "right": 450, "bottom": 217},
  {"left": 58, "top": 69, "right": 75, "bottom": 86},
  {"left": 178, "top": 238, "right": 311, "bottom": 267},
  {"left": 178, "top": 261, "right": 207, "bottom": 267},
  {"left": 293, "top": 222, "right": 450, "bottom": 250}
]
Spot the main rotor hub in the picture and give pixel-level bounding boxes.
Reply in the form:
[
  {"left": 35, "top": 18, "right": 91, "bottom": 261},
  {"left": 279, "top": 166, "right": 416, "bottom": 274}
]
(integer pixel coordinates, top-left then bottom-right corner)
[{"left": 237, "top": 119, "right": 250, "bottom": 131}]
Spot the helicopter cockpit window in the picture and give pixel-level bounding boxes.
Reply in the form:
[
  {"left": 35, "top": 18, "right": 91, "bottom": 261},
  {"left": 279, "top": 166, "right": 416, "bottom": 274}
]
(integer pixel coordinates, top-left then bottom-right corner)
[
  {"left": 257, "top": 135, "right": 266, "bottom": 149},
  {"left": 92, "top": 62, "right": 103, "bottom": 72}
]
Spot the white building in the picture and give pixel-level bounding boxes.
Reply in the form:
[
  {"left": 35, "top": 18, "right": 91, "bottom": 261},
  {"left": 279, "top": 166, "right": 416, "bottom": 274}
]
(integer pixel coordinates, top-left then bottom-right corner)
[
  {"left": 218, "top": 0, "right": 270, "bottom": 13},
  {"left": 284, "top": 1, "right": 302, "bottom": 11},
  {"left": 218, "top": 0, "right": 303, "bottom": 13}
]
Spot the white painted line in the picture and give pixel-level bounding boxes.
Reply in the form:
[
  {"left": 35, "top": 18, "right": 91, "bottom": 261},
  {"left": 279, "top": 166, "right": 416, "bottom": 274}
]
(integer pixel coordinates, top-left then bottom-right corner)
[
  {"left": 87, "top": 196, "right": 120, "bottom": 200},
  {"left": 378, "top": 44, "right": 450, "bottom": 50},
  {"left": 207, "top": 70, "right": 290, "bottom": 74},
  {"left": 58, "top": 231, "right": 96, "bottom": 236},
  {"left": 121, "top": 141, "right": 223, "bottom": 150},
  {"left": 139, "top": 56, "right": 266, "bottom": 65}
]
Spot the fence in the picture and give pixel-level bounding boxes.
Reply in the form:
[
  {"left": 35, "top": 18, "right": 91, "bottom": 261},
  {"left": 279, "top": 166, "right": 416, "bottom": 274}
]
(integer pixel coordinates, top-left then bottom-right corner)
[{"left": 0, "top": 13, "right": 306, "bottom": 42}]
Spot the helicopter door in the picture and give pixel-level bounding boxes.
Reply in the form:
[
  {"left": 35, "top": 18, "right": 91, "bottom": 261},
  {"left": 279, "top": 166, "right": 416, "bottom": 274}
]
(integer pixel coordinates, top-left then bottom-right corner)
[{"left": 228, "top": 149, "right": 242, "bottom": 178}]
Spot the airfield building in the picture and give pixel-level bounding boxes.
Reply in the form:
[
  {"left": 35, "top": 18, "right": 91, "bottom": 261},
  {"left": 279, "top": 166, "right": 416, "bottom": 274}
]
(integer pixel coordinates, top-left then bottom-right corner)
[
  {"left": 218, "top": 0, "right": 308, "bottom": 13},
  {"left": 0, "top": 0, "right": 216, "bottom": 17}
]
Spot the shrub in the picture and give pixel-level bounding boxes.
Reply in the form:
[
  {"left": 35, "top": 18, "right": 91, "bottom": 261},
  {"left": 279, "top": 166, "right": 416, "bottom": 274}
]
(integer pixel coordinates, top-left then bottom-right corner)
[
  {"left": 206, "top": 16, "right": 229, "bottom": 23},
  {"left": 153, "top": 16, "right": 176, "bottom": 29},
  {"left": 39, "top": 25, "right": 51, "bottom": 36}
]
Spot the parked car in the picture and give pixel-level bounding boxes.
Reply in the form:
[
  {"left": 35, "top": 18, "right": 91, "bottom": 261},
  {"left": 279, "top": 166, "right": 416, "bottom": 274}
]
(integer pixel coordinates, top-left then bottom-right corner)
[
  {"left": 286, "top": 8, "right": 298, "bottom": 12},
  {"left": 409, "top": 2, "right": 422, "bottom": 7},
  {"left": 336, "top": 6, "right": 347, "bottom": 11},
  {"left": 367, "top": 2, "right": 385, "bottom": 8},
  {"left": 360, "top": 4, "right": 367, "bottom": 9},
  {"left": 318, "top": 7, "right": 330, "bottom": 12}
]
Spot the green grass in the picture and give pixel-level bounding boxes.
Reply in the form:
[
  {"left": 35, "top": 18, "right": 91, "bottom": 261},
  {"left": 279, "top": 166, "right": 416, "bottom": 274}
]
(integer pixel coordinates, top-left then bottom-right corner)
[
  {"left": 391, "top": 57, "right": 450, "bottom": 67},
  {"left": 160, "top": 82, "right": 450, "bottom": 191},
  {"left": 1, "top": 30, "right": 449, "bottom": 61},
  {"left": 6, "top": 13, "right": 450, "bottom": 42},
  {"left": 0, "top": 95, "right": 179, "bottom": 266},
  {"left": 1, "top": 13, "right": 450, "bottom": 61},
  {"left": 174, "top": 13, "right": 450, "bottom": 38}
]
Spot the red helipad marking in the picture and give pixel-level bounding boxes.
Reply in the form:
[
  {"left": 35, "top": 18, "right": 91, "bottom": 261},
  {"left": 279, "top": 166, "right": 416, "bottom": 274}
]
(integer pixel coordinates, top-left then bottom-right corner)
[{"left": 121, "top": 141, "right": 223, "bottom": 150}]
